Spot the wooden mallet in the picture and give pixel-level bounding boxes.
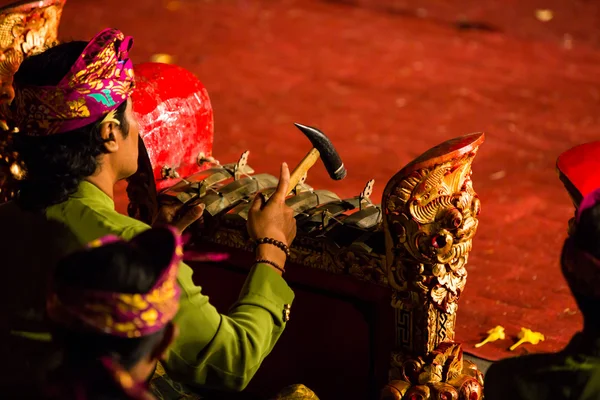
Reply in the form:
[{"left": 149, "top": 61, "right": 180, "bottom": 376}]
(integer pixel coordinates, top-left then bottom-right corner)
[{"left": 287, "top": 123, "right": 347, "bottom": 194}]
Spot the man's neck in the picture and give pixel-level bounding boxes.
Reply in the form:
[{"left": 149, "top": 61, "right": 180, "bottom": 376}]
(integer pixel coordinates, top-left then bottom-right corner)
[
  {"left": 129, "top": 359, "right": 158, "bottom": 385},
  {"left": 85, "top": 174, "right": 116, "bottom": 200}
]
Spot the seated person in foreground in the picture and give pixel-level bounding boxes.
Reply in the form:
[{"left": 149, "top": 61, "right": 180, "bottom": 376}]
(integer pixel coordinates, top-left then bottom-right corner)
[
  {"left": 484, "top": 187, "right": 600, "bottom": 399},
  {"left": 46, "top": 227, "right": 319, "bottom": 400},
  {"left": 0, "top": 28, "right": 297, "bottom": 394},
  {"left": 46, "top": 227, "right": 184, "bottom": 400}
]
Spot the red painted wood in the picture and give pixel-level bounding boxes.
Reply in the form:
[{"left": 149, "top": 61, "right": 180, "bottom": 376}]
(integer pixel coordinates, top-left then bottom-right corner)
[
  {"left": 556, "top": 141, "right": 600, "bottom": 206},
  {"left": 131, "top": 62, "right": 214, "bottom": 192}
]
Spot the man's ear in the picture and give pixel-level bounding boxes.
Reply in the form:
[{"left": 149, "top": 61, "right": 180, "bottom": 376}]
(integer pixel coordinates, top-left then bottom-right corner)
[
  {"left": 154, "top": 322, "right": 179, "bottom": 362},
  {"left": 99, "top": 122, "right": 119, "bottom": 153}
]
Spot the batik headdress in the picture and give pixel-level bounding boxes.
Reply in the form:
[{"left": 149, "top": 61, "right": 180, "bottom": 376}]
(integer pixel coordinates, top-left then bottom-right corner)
[
  {"left": 47, "top": 226, "right": 183, "bottom": 338},
  {"left": 45, "top": 227, "right": 228, "bottom": 400},
  {"left": 7, "top": 28, "right": 135, "bottom": 136},
  {"left": 561, "top": 187, "right": 600, "bottom": 298}
]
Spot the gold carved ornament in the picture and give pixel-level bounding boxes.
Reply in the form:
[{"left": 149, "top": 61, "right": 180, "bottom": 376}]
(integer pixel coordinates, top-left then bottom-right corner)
[
  {"left": 381, "top": 133, "right": 485, "bottom": 400},
  {"left": 381, "top": 342, "right": 483, "bottom": 400},
  {"left": 0, "top": 0, "right": 66, "bottom": 103},
  {"left": 0, "top": 0, "right": 66, "bottom": 202}
]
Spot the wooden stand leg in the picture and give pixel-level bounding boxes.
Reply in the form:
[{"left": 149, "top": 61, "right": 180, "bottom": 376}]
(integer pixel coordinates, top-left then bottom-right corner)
[{"left": 380, "top": 133, "right": 485, "bottom": 400}]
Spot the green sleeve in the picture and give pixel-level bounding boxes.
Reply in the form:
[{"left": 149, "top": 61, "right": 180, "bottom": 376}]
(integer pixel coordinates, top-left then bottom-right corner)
[{"left": 164, "top": 261, "right": 295, "bottom": 391}]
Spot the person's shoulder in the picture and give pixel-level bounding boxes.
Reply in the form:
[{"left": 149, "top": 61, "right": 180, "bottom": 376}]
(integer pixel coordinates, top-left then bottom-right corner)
[
  {"left": 82, "top": 203, "right": 151, "bottom": 238},
  {"left": 106, "top": 211, "right": 152, "bottom": 240},
  {"left": 48, "top": 196, "right": 150, "bottom": 240}
]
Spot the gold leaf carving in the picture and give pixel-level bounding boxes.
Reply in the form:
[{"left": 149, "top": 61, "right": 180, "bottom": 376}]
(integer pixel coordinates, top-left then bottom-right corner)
[{"left": 0, "top": 1, "right": 65, "bottom": 103}]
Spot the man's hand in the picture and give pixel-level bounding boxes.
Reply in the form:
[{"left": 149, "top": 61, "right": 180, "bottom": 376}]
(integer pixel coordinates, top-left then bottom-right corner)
[
  {"left": 247, "top": 163, "right": 297, "bottom": 269},
  {"left": 155, "top": 202, "right": 205, "bottom": 234},
  {"left": 247, "top": 162, "right": 297, "bottom": 245}
]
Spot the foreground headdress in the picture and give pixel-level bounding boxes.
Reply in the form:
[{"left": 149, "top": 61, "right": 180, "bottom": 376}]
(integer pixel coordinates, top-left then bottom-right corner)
[
  {"left": 7, "top": 27, "right": 135, "bottom": 136},
  {"left": 561, "top": 187, "right": 600, "bottom": 298},
  {"left": 47, "top": 226, "right": 182, "bottom": 338},
  {"left": 45, "top": 227, "right": 227, "bottom": 399}
]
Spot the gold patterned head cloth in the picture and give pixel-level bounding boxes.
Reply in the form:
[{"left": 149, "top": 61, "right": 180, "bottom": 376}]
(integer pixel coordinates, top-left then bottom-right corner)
[
  {"left": 6, "top": 27, "right": 135, "bottom": 136},
  {"left": 47, "top": 226, "right": 183, "bottom": 338}
]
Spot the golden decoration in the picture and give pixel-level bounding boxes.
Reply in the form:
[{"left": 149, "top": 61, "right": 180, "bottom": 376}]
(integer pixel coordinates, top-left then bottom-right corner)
[
  {"left": 0, "top": 0, "right": 66, "bottom": 203},
  {"left": 382, "top": 133, "right": 483, "bottom": 357},
  {"left": 382, "top": 342, "right": 483, "bottom": 400},
  {"left": 0, "top": 0, "right": 66, "bottom": 104}
]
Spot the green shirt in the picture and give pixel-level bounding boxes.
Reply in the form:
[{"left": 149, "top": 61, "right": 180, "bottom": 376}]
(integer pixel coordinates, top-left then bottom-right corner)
[
  {"left": 484, "top": 332, "right": 600, "bottom": 400},
  {"left": 45, "top": 181, "right": 295, "bottom": 390}
]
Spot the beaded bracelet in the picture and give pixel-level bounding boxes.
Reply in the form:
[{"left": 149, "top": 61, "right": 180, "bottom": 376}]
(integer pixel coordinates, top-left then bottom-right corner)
[
  {"left": 254, "top": 237, "right": 291, "bottom": 258},
  {"left": 256, "top": 258, "right": 285, "bottom": 274}
]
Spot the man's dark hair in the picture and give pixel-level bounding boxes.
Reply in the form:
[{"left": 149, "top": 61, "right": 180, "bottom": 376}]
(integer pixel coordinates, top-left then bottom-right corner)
[
  {"left": 573, "top": 202, "right": 600, "bottom": 258},
  {"left": 50, "top": 234, "right": 171, "bottom": 399},
  {"left": 11, "top": 41, "right": 130, "bottom": 211},
  {"left": 568, "top": 202, "right": 600, "bottom": 330}
]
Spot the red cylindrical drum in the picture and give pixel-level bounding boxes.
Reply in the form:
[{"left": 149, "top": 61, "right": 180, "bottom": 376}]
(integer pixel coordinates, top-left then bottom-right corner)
[{"left": 132, "top": 62, "right": 214, "bottom": 191}]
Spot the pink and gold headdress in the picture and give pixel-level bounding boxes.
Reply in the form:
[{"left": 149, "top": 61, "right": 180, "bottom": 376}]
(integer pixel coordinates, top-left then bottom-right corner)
[
  {"left": 45, "top": 227, "right": 228, "bottom": 399},
  {"left": 7, "top": 28, "right": 135, "bottom": 136},
  {"left": 47, "top": 227, "right": 183, "bottom": 338}
]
